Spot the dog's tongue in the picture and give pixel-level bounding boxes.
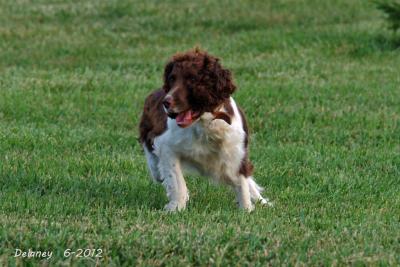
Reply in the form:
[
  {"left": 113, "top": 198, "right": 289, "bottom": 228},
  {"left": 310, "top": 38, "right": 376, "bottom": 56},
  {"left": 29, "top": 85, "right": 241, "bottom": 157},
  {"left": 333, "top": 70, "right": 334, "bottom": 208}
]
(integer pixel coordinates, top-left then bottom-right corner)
[{"left": 176, "top": 110, "right": 195, "bottom": 128}]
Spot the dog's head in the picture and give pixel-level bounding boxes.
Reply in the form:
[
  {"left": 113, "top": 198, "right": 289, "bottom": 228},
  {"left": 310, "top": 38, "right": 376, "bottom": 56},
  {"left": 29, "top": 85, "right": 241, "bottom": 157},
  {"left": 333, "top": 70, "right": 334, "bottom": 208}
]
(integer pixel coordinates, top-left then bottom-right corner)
[{"left": 162, "top": 49, "right": 236, "bottom": 128}]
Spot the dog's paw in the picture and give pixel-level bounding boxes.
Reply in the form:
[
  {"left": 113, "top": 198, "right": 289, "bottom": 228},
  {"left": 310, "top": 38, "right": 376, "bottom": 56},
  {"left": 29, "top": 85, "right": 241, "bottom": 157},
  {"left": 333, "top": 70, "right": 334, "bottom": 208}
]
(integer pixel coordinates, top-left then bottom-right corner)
[
  {"left": 236, "top": 201, "right": 254, "bottom": 212},
  {"left": 259, "top": 198, "right": 274, "bottom": 207},
  {"left": 164, "top": 201, "right": 186, "bottom": 212},
  {"left": 243, "top": 204, "right": 255, "bottom": 212}
]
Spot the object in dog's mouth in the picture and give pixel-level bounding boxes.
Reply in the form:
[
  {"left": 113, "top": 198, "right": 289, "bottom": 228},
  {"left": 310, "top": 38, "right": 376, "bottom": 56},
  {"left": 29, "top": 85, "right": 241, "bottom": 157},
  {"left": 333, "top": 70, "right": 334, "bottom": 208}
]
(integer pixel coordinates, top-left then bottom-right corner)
[{"left": 175, "top": 110, "right": 200, "bottom": 128}]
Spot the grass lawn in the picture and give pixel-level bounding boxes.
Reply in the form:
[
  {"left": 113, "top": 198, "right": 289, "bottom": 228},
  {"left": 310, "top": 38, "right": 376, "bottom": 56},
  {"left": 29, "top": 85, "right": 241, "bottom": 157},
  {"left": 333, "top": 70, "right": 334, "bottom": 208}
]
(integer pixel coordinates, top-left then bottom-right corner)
[{"left": 1, "top": 0, "right": 399, "bottom": 266}]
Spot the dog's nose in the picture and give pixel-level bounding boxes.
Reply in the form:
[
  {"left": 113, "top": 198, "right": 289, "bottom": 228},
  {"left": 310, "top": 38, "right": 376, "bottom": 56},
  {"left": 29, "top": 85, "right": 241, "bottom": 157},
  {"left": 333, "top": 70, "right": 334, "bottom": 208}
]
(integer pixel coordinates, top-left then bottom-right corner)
[{"left": 162, "top": 96, "right": 173, "bottom": 110}]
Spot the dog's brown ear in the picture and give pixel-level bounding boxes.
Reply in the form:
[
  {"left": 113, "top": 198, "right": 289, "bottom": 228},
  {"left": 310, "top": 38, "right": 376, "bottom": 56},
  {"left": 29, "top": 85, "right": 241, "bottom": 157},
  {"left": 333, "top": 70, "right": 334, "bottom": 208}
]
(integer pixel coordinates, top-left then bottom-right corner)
[
  {"left": 162, "top": 61, "right": 175, "bottom": 92},
  {"left": 216, "top": 66, "right": 236, "bottom": 99}
]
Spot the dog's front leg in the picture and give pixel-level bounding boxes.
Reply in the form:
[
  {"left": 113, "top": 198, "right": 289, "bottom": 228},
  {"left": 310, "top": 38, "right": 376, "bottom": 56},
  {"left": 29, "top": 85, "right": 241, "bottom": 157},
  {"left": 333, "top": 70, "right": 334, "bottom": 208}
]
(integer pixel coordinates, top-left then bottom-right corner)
[
  {"left": 235, "top": 175, "right": 254, "bottom": 212},
  {"left": 158, "top": 150, "right": 189, "bottom": 211}
]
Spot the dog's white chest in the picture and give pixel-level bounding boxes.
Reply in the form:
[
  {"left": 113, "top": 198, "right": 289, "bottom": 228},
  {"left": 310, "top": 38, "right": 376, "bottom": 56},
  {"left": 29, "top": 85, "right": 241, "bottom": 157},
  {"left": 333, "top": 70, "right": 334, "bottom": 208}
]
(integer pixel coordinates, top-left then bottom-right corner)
[{"left": 153, "top": 114, "right": 244, "bottom": 179}]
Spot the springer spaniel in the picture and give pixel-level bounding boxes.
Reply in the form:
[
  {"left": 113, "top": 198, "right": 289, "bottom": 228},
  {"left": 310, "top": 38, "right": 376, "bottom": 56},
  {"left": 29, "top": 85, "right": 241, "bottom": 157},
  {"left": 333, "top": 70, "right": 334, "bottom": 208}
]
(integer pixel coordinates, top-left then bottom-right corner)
[{"left": 139, "top": 49, "right": 272, "bottom": 211}]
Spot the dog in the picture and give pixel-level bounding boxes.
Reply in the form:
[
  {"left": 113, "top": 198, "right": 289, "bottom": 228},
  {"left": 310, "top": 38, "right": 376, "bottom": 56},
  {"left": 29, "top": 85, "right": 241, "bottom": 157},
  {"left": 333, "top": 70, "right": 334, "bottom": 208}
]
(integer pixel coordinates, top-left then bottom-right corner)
[{"left": 139, "top": 49, "right": 272, "bottom": 211}]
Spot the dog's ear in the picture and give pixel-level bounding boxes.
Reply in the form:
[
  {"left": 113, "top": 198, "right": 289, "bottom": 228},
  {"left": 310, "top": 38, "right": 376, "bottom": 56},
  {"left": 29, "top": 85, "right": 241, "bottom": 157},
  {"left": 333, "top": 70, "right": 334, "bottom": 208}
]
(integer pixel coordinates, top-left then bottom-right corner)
[
  {"left": 162, "top": 61, "right": 175, "bottom": 92},
  {"left": 215, "top": 66, "right": 236, "bottom": 99}
]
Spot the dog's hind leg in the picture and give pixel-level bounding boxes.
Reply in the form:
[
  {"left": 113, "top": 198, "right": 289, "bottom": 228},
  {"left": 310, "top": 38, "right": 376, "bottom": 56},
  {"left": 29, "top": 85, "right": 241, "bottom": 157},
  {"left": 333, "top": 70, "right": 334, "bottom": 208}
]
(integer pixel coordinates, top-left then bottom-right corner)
[{"left": 247, "top": 177, "right": 273, "bottom": 207}]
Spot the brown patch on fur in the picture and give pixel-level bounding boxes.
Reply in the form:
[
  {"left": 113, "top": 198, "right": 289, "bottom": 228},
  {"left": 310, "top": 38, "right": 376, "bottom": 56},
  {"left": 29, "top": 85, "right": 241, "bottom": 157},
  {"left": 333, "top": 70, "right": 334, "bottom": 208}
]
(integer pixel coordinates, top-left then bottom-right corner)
[
  {"left": 162, "top": 48, "right": 236, "bottom": 115},
  {"left": 139, "top": 89, "right": 168, "bottom": 151},
  {"left": 238, "top": 107, "right": 254, "bottom": 177},
  {"left": 212, "top": 99, "right": 234, "bottom": 125}
]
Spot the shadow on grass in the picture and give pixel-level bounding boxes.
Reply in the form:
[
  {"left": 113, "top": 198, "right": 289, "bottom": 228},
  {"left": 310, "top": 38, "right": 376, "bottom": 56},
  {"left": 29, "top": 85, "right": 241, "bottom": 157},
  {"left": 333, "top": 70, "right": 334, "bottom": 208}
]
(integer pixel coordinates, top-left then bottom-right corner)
[{"left": 349, "top": 34, "right": 400, "bottom": 57}]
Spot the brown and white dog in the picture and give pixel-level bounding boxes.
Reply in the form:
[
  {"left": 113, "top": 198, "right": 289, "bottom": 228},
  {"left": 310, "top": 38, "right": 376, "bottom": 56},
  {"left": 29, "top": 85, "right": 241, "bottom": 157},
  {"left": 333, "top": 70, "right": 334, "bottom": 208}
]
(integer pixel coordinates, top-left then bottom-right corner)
[{"left": 139, "top": 49, "right": 272, "bottom": 211}]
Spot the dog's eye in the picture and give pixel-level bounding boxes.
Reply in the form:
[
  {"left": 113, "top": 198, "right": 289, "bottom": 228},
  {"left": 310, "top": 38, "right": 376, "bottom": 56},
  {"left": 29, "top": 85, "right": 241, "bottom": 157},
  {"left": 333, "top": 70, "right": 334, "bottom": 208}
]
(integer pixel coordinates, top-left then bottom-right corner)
[
  {"left": 168, "top": 75, "right": 175, "bottom": 83},
  {"left": 186, "top": 75, "right": 196, "bottom": 82}
]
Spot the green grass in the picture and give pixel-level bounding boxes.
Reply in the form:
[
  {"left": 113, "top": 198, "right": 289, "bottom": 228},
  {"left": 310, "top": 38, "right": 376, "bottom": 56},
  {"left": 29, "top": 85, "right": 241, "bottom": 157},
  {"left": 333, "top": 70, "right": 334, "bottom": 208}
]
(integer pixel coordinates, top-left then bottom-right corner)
[{"left": 0, "top": 0, "right": 399, "bottom": 266}]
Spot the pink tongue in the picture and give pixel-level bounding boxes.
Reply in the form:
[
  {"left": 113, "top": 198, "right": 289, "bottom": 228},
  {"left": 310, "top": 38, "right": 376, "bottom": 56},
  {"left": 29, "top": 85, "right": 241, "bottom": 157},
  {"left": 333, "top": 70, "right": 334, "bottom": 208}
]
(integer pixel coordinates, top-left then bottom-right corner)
[{"left": 176, "top": 110, "right": 193, "bottom": 127}]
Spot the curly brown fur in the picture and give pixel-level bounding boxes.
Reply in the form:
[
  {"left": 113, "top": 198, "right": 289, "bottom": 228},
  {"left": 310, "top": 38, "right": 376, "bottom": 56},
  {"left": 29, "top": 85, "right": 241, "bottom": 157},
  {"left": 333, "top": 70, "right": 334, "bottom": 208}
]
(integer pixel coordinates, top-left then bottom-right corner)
[{"left": 162, "top": 49, "right": 236, "bottom": 114}]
